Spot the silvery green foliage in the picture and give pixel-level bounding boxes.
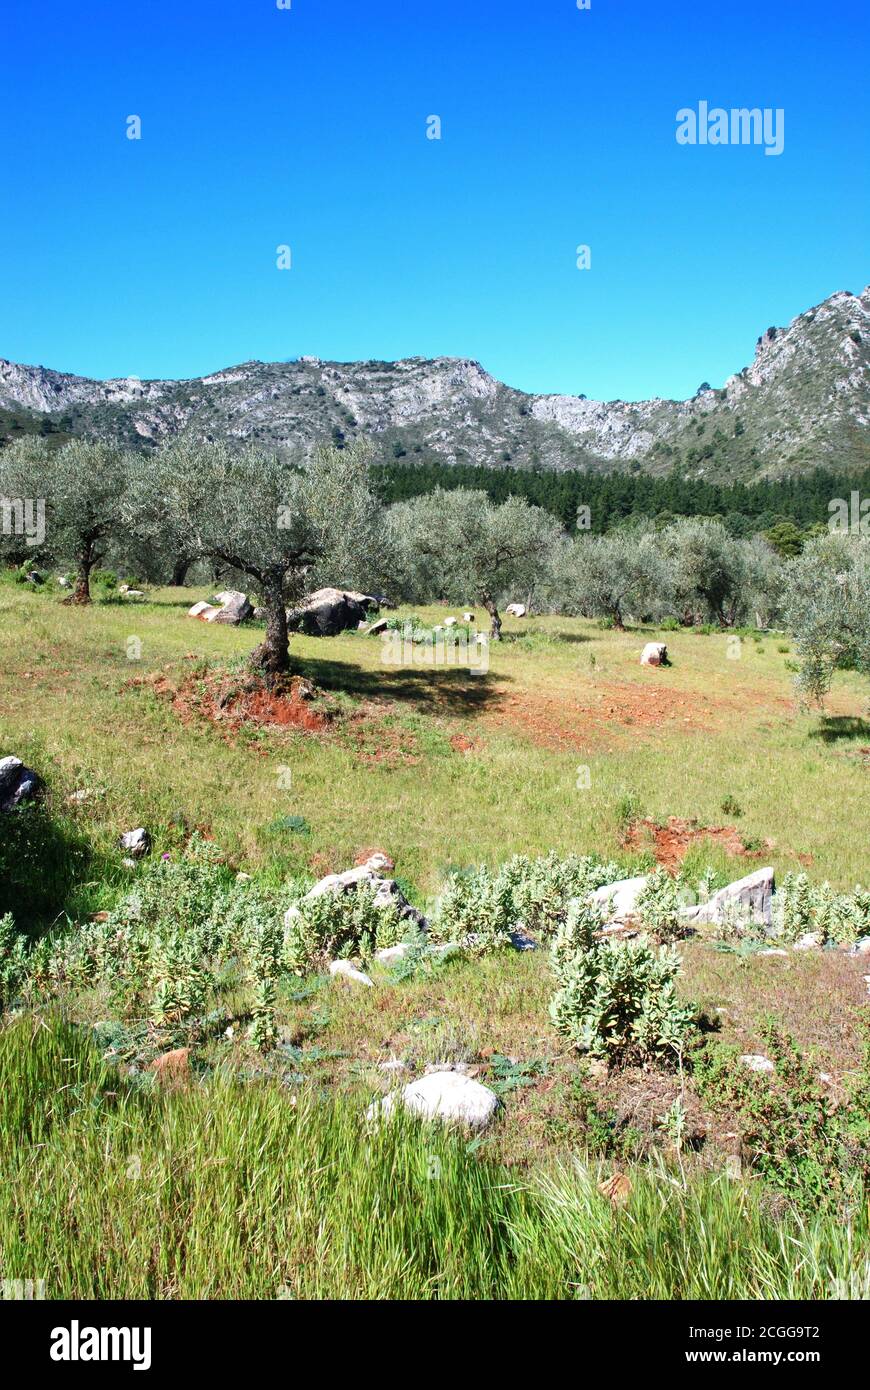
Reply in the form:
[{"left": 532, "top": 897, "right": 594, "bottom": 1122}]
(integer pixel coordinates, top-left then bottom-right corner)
[
  {"left": 0, "top": 437, "right": 131, "bottom": 584},
  {"left": 781, "top": 533, "right": 870, "bottom": 705},
  {"left": 665, "top": 516, "right": 750, "bottom": 626},
  {"left": 30, "top": 840, "right": 291, "bottom": 1035},
  {"left": 635, "top": 869, "right": 685, "bottom": 942},
  {"left": 549, "top": 933, "right": 694, "bottom": 1065},
  {"left": 551, "top": 524, "right": 667, "bottom": 627},
  {"left": 773, "top": 872, "right": 870, "bottom": 946},
  {"left": 282, "top": 884, "right": 406, "bottom": 972},
  {"left": 498, "top": 852, "right": 621, "bottom": 937},
  {"left": 433, "top": 867, "right": 517, "bottom": 955},
  {"left": 550, "top": 897, "right": 604, "bottom": 981},
  {"left": 387, "top": 487, "right": 558, "bottom": 634},
  {"left": 128, "top": 437, "right": 384, "bottom": 669}
]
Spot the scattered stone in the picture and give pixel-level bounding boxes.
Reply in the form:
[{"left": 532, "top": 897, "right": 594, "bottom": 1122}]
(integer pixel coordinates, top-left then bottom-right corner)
[
  {"left": 119, "top": 828, "right": 150, "bottom": 859},
  {"left": 598, "top": 1173, "right": 632, "bottom": 1205},
  {"left": 289, "top": 858, "right": 428, "bottom": 932},
  {"left": 443, "top": 616, "right": 458, "bottom": 627},
  {"left": 792, "top": 931, "right": 823, "bottom": 951},
  {"left": 67, "top": 787, "right": 106, "bottom": 805},
  {"left": 187, "top": 600, "right": 218, "bottom": 620},
  {"left": 724, "top": 1155, "right": 743, "bottom": 1180},
  {"left": 0, "top": 756, "right": 42, "bottom": 812},
  {"left": 509, "top": 928, "right": 538, "bottom": 951},
  {"left": 211, "top": 589, "right": 253, "bottom": 625},
  {"left": 56, "top": 575, "right": 71, "bottom": 588},
  {"left": 640, "top": 641, "right": 668, "bottom": 667},
  {"left": 329, "top": 959, "right": 374, "bottom": 987},
  {"left": 462, "top": 612, "right": 475, "bottom": 622},
  {"left": 591, "top": 875, "right": 649, "bottom": 924},
  {"left": 366, "top": 618, "right": 389, "bottom": 637},
  {"left": 368, "top": 1070, "right": 499, "bottom": 1131},
  {"left": 374, "top": 943, "right": 413, "bottom": 965},
  {"left": 505, "top": 603, "right": 527, "bottom": 617},
  {"left": 740, "top": 1054, "right": 775, "bottom": 1074},
  {"left": 26, "top": 570, "right": 44, "bottom": 585},
  {"left": 378, "top": 1057, "right": 408, "bottom": 1075},
  {"left": 287, "top": 587, "right": 378, "bottom": 637},
  {"left": 681, "top": 867, "right": 775, "bottom": 929},
  {"left": 149, "top": 1047, "right": 191, "bottom": 1084},
  {"left": 849, "top": 937, "right": 870, "bottom": 956},
  {"left": 757, "top": 948, "right": 788, "bottom": 957}
]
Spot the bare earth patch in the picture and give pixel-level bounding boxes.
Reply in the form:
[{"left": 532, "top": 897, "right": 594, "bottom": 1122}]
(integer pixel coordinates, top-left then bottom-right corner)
[
  {"left": 622, "top": 815, "right": 760, "bottom": 870},
  {"left": 482, "top": 680, "right": 762, "bottom": 751}
]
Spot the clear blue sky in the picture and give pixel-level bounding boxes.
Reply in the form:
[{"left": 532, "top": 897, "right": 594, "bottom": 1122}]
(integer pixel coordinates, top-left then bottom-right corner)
[{"left": 1, "top": 0, "right": 866, "bottom": 401}]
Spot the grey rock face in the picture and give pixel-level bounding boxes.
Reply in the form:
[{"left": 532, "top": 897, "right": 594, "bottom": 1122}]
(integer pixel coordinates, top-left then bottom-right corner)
[
  {"left": 681, "top": 867, "right": 775, "bottom": 928},
  {"left": 0, "top": 756, "right": 42, "bottom": 812},
  {"left": 286, "top": 587, "right": 378, "bottom": 637}
]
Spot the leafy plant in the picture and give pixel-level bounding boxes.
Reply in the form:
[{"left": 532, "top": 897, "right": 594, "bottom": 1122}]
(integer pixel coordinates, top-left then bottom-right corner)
[{"left": 549, "top": 899, "right": 696, "bottom": 1066}]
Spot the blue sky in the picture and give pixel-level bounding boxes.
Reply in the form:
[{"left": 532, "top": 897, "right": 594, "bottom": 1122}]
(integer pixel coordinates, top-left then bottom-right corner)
[{"left": 1, "top": 0, "right": 866, "bottom": 401}]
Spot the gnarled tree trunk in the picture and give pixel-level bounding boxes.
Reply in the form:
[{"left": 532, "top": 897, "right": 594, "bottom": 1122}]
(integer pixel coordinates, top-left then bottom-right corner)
[
  {"left": 65, "top": 538, "right": 98, "bottom": 606},
  {"left": 482, "top": 592, "right": 502, "bottom": 641},
  {"left": 249, "top": 573, "right": 290, "bottom": 678}
]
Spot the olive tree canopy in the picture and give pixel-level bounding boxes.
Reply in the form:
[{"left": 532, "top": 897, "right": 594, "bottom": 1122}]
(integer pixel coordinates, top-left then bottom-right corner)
[
  {"left": 781, "top": 532, "right": 870, "bottom": 705},
  {"left": 128, "top": 437, "right": 382, "bottom": 674},
  {"left": 551, "top": 525, "right": 666, "bottom": 629},
  {"left": 387, "top": 487, "right": 559, "bottom": 637},
  {"left": 0, "top": 437, "right": 131, "bottom": 603}
]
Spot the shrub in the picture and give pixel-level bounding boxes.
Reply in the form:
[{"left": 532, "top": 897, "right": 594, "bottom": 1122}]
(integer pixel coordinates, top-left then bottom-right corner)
[
  {"left": 497, "top": 852, "right": 621, "bottom": 938},
  {"left": 549, "top": 901, "right": 696, "bottom": 1066},
  {"left": 774, "top": 872, "right": 870, "bottom": 946},
  {"left": 693, "top": 1021, "right": 870, "bottom": 1212},
  {"left": 433, "top": 867, "right": 516, "bottom": 955},
  {"left": 0, "top": 914, "right": 29, "bottom": 1008},
  {"left": 634, "top": 868, "right": 685, "bottom": 942},
  {"left": 283, "top": 884, "right": 405, "bottom": 972}
]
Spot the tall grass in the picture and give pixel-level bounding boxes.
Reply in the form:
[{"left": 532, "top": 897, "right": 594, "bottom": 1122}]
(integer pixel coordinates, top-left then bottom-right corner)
[{"left": 1, "top": 1015, "right": 866, "bottom": 1300}]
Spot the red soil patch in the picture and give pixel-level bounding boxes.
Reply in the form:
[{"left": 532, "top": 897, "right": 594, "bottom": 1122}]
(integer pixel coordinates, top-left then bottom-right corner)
[
  {"left": 450, "top": 733, "right": 478, "bottom": 754},
  {"left": 353, "top": 846, "right": 395, "bottom": 869},
  {"left": 622, "top": 815, "right": 760, "bottom": 871},
  {"left": 135, "top": 668, "right": 331, "bottom": 738},
  {"left": 483, "top": 680, "right": 729, "bottom": 751},
  {"left": 340, "top": 703, "right": 422, "bottom": 767}
]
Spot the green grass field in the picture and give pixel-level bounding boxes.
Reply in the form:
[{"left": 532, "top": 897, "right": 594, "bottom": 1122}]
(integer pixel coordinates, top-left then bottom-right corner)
[{"left": 1, "top": 581, "right": 868, "bottom": 1299}]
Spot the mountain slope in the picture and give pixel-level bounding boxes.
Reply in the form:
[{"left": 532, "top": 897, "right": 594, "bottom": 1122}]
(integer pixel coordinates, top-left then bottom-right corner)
[{"left": 1, "top": 287, "right": 867, "bottom": 481}]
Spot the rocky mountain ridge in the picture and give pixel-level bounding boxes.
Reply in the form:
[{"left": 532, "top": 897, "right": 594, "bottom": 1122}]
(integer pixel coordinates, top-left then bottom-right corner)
[{"left": 1, "top": 286, "right": 867, "bottom": 481}]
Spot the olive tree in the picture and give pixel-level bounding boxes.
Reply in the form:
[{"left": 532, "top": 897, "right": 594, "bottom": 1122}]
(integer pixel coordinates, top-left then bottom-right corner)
[
  {"left": 781, "top": 532, "right": 870, "bottom": 705},
  {"left": 388, "top": 488, "right": 559, "bottom": 638},
  {"left": 0, "top": 436, "right": 131, "bottom": 603},
  {"left": 551, "top": 525, "right": 666, "bottom": 629},
  {"left": 662, "top": 517, "right": 747, "bottom": 626},
  {"left": 129, "top": 437, "right": 381, "bottom": 675}
]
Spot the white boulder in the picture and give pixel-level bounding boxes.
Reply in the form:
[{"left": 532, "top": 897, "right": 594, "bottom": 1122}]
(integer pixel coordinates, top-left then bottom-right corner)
[
  {"left": 591, "top": 875, "right": 649, "bottom": 924},
  {"left": 368, "top": 1070, "right": 499, "bottom": 1131},
  {"left": 740, "top": 1054, "right": 774, "bottom": 1075},
  {"left": 0, "top": 756, "right": 42, "bottom": 813},
  {"left": 640, "top": 642, "right": 668, "bottom": 667},
  {"left": 681, "top": 867, "right": 775, "bottom": 928},
  {"left": 329, "top": 959, "right": 374, "bottom": 988},
  {"left": 119, "top": 828, "right": 150, "bottom": 858},
  {"left": 505, "top": 603, "right": 527, "bottom": 617}
]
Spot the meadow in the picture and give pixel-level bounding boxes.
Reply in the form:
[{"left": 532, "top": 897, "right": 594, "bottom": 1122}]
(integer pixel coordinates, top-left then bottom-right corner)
[{"left": 1, "top": 579, "right": 868, "bottom": 1299}]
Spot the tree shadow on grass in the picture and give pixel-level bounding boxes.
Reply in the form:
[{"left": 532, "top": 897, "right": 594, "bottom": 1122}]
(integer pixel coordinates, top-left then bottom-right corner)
[
  {"left": 296, "top": 654, "right": 509, "bottom": 715},
  {"left": 808, "top": 715, "right": 870, "bottom": 744},
  {"left": 0, "top": 802, "right": 94, "bottom": 933}
]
